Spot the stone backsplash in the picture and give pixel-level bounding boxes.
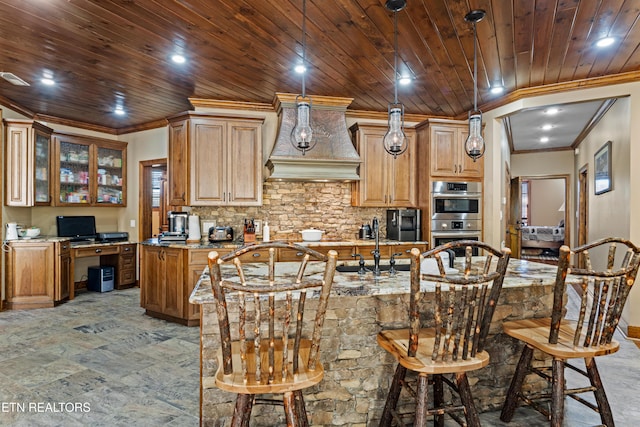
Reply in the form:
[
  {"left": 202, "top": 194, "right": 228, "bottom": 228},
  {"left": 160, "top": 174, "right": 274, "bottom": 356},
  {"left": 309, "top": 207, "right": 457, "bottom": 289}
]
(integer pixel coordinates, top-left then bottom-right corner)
[{"left": 190, "top": 181, "right": 391, "bottom": 241}]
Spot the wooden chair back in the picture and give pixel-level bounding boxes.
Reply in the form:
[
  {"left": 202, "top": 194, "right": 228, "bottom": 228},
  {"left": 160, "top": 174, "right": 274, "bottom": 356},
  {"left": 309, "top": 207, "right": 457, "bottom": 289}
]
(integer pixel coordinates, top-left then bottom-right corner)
[
  {"left": 410, "top": 240, "right": 511, "bottom": 361},
  {"left": 550, "top": 237, "right": 640, "bottom": 346},
  {"left": 207, "top": 242, "right": 338, "bottom": 386}
]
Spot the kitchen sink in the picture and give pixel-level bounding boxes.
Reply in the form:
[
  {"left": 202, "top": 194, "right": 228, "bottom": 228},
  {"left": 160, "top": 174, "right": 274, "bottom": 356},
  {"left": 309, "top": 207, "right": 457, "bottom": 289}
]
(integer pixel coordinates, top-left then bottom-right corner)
[{"left": 336, "top": 264, "right": 411, "bottom": 273}]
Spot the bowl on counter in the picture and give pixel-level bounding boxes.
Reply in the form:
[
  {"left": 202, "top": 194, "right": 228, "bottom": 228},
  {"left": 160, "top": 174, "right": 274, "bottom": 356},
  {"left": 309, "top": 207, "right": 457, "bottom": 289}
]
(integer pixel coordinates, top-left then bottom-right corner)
[
  {"left": 24, "top": 227, "right": 41, "bottom": 238},
  {"left": 301, "top": 229, "right": 324, "bottom": 242}
]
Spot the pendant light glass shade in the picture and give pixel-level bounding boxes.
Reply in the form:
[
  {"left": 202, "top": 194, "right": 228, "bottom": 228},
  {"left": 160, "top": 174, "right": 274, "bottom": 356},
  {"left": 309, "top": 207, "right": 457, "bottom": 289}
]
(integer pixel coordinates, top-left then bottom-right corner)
[
  {"left": 384, "top": 3, "right": 408, "bottom": 158},
  {"left": 292, "top": 96, "right": 314, "bottom": 154},
  {"left": 465, "top": 111, "right": 484, "bottom": 160},
  {"left": 291, "top": 0, "right": 314, "bottom": 155},
  {"left": 464, "top": 9, "right": 486, "bottom": 162},
  {"left": 383, "top": 106, "right": 407, "bottom": 157}
]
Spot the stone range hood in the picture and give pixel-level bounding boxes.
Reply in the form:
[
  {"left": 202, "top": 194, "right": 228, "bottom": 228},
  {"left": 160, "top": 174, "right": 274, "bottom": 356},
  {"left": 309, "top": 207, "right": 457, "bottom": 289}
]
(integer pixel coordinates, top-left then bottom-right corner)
[{"left": 266, "top": 93, "right": 361, "bottom": 182}]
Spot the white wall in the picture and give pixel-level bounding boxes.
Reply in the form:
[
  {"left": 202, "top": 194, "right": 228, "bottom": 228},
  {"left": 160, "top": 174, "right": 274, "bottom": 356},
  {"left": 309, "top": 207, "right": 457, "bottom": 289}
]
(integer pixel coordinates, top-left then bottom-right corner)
[
  {"left": 118, "top": 127, "right": 168, "bottom": 242},
  {"left": 528, "top": 179, "right": 565, "bottom": 226},
  {"left": 574, "top": 98, "right": 631, "bottom": 245}
]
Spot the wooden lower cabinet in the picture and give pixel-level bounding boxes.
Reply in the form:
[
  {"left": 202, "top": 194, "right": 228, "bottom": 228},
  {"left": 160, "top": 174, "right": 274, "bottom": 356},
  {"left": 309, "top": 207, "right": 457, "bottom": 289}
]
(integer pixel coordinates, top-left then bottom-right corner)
[
  {"left": 140, "top": 245, "right": 201, "bottom": 326},
  {"left": 55, "top": 241, "right": 72, "bottom": 301},
  {"left": 5, "top": 240, "right": 71, "bottom": 309},
  {"left": 99, "top": 243, "right": 137, "bottom": 289}
]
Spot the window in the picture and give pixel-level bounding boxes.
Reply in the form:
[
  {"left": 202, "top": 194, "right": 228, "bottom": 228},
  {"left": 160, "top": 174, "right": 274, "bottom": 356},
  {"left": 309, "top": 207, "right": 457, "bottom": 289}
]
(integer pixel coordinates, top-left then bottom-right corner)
[
  {"left": 151, "top": 169, "right": 164, "bottom": 208},
  {"left": 521, "top": 181, "right": 529, "bottom": 226}
]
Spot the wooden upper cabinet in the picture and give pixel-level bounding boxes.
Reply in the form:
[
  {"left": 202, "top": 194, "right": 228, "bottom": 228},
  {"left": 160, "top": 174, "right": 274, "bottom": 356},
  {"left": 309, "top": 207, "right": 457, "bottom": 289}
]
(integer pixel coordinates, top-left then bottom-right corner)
[
  {"left": 419, "top": 119, "right": 483, "bottom": 179},
  {"left": 350, "top": 123, "right": 416, "bottom": 207},
  {"left": 52, "top": 132, "right": 127, "bottom": 206},
  {"left": 168, "top": 118, "right": 190, "bottom": 206},
  {"left": 168, "top": 113, "right": 264, "bottom": 207},
  {"left": 4, "top": 119, "right": 53, "bottom": 206}
]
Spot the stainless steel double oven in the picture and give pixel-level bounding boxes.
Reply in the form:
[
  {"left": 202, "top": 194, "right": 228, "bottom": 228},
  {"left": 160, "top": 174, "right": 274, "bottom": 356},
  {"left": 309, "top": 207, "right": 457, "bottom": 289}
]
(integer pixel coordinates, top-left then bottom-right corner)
[{"left": 431, "top": 181, "right": 482, "bottom": 256}]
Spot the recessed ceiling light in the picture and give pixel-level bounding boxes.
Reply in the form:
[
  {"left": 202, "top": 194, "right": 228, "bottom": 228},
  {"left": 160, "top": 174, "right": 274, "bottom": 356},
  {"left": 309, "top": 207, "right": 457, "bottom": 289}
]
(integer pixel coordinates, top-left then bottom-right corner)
[
  {"left": 398, "top": 76, "right": 412, "bottom": 85},
  {"left": 540, "top": 136, "right": 550, "bottom": 143},
  {"left": 541, "top": 124, "right": 553, "bottom": 130},
  {"left": 596, "top": 37, "right": 615, "bottom": 48},
  {"left": 41, "top": 77, "right": 55, "bottom": 86},
  {"left": 114, "top": 106, "right": 126, "bottom": 116},
  {"left": 544, "top": 107, "right": 559, "bottom": 115},
  {"left": 490, "top": 85, "right": 504, "bottom": 94},
  {"left": 171, "top": 54, "right": 186, "bottom": 64},
  {"left": 294, "top": 64, "right": 306, "bottom": 74}
]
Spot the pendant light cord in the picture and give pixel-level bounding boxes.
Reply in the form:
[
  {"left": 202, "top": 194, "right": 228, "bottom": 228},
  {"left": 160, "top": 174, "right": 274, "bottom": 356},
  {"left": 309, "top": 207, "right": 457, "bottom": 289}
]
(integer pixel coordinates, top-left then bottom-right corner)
[
  {"left": 393, "top": 11, "right": 398, "bottom": 105},
  {"left": 472, "top": 21, "right": 478, "bottom": 111},
  {"left": 301, "top": 0, "right": 307, "bottom": 98}
]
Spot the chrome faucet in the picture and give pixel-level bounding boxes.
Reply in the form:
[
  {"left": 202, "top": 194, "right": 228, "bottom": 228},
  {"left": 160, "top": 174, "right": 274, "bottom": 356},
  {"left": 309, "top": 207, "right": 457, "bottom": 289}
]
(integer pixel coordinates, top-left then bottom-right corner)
[{"left": 371, "top": 217, "right": 381, "bottom": 276}]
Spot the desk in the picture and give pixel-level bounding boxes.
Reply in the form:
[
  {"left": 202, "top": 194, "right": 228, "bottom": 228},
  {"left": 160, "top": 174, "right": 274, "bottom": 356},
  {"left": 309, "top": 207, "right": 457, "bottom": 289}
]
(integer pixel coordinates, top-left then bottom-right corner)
[{"left": 69, "top": 241, "right": 137, "bottom": 299}]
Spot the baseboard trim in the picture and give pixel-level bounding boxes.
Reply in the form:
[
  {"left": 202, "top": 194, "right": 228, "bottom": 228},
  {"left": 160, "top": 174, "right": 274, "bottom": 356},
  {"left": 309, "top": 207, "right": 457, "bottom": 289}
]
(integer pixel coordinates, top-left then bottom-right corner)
[{"left": 627, "top": 325, "right": 640, "bottom": 339}]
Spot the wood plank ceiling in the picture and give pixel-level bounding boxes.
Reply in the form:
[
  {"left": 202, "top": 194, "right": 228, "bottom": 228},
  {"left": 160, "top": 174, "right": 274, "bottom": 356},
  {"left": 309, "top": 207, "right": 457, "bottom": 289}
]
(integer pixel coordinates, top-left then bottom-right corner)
[{"left": 0, "top": 0, "right": 638, "bottom": 134}]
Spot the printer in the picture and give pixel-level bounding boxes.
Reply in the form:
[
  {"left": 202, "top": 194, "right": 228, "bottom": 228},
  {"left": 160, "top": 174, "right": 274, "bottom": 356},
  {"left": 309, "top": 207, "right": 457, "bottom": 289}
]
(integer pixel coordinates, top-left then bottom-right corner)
[{"left": 96, "top": 231, "right": 129, "bottom": 242}]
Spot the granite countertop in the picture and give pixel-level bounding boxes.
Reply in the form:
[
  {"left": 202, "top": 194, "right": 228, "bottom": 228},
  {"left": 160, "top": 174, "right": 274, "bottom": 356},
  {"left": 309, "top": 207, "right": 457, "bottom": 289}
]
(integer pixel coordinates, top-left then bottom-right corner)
[
  {"left": 140, "top": 238, "right": 429, "bottom": 250},
  {"left": 6, "top": 236, "right": 135, "bottom": 247},
  {"left": 190, "top": 257, "right": 565, "bottom": 304}
]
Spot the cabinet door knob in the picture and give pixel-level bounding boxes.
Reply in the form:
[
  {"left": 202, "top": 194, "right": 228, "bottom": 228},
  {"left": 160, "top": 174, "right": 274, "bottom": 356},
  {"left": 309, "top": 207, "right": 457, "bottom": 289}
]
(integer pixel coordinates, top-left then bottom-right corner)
[
  {"left": 95, "top": 248, "right": 102, "bottom": 253},
  {"left": 124, "top": 247, "right": 130, "bottom": 252},
  {"left": 252, "top": 253, "right": 261, "bottom": 257},
  {"left": 296, "top": 252, "right": 304, "bottom": 256},
  {"left": 62, "top": 245, "right": 68, "bottom": 249}
]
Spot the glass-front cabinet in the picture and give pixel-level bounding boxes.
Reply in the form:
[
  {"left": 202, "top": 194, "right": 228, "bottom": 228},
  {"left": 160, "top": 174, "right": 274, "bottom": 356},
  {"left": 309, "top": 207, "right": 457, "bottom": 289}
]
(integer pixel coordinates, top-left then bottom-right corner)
[
  {"left": 4, "top": 119, "right": 53, "bottom": 207},
  {"left": 34, "top": 130, "right": 52, "bottom": 204},
  {"left": 53, "top": 133, "right": 127, "bottom": 207},
  {"left": 96, "top": 146, "right": 125, "bottom": 204}
]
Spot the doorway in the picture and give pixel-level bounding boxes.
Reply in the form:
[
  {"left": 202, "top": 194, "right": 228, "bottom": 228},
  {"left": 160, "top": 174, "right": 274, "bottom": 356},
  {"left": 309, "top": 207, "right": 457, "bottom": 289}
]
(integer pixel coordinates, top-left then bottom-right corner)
[
  {"left": 139, "top": 159, "right": 167, "bottom": 241},
  {"left": 507, "top": 175, "right": 570, "bottom": 264}
]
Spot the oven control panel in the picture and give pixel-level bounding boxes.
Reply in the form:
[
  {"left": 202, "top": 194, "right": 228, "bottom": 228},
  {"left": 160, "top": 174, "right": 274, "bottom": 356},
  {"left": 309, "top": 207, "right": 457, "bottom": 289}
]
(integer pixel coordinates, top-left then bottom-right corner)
[{"left": 432, "top": 219, "right": 481, "bottom": 231}]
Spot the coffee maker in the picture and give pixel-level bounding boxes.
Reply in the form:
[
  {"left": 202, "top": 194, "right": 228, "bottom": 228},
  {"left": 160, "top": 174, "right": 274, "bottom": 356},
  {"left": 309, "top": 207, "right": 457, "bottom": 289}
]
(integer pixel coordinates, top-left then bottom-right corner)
[{"left": 160, "top": 211, "right": 189, "bottom": 242}]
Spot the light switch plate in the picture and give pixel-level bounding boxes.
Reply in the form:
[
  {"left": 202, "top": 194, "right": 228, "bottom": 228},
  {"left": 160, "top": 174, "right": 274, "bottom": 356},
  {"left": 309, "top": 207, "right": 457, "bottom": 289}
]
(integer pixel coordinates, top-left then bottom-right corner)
[
  {"left": 254, "top": 220, "right": 262, "bottom": 235},
  {"left": 201, "top": 220, "right": 216, "bottom": 233}
]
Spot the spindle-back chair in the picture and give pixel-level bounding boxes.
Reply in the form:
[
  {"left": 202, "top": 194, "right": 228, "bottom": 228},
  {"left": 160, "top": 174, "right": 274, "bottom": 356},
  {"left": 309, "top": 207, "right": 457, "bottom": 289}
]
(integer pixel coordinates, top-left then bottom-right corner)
[
  {"left": 500, "top": 237, "right": 640, "bottom": 426},
  {"left": 377, "top": 240, "right": 511, "bottom": 427},
  {"left": 207, "top": 242, "right": 338, "bottom": 426}
]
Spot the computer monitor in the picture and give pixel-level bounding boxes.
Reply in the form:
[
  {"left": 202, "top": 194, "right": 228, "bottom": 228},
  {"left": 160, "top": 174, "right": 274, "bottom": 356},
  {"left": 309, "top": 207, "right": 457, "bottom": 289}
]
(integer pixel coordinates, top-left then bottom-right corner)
[{"left": 56, "top": 216, "right": 97, "bottom": 241}]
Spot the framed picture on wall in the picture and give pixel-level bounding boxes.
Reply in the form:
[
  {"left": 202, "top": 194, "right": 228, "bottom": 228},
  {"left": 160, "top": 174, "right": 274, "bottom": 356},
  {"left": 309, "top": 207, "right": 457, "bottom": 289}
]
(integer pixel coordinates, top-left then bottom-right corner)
[{"left": 594, "top": 140, "right": 612, "bottom": 195}]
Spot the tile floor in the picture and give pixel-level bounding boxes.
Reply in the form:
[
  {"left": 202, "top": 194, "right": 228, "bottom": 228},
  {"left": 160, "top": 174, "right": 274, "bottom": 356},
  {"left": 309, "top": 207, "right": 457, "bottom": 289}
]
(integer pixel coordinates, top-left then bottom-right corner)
[{"left": 1, "top": 287, "right": 639, "bottom": 426}]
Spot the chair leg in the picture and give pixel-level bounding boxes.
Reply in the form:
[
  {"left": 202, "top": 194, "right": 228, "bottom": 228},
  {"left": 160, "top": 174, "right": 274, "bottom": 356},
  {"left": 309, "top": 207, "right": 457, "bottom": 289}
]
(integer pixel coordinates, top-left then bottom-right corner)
[
  {"left": 433, "top": 374, "right": 444, "bottom": 427},
  {"left": 585, "top": 357, "right": 615, "bottom": 427},
  {"left": 457, "top": 372, "right": 481, "bottom": 427},
  {"left": 231, "top": 394, "right": 254, "bottom": 427},
  {"left": 283, "top": 390, "right": 308, "bottom": 427},
  {"left": 379, "top": 364, "right": 408, "bottom": 427},
  {"left": 551, "top": 358, "right": 565, "bottom": 427},
  {"left": 414, "top": 373, "right": 430, "bottom": 427},
  {"left": 501, "top": 345, "right": 534, "bottom": 422},
  {"left": 294, "top": 390, "right": 310, "bottom": 427}
]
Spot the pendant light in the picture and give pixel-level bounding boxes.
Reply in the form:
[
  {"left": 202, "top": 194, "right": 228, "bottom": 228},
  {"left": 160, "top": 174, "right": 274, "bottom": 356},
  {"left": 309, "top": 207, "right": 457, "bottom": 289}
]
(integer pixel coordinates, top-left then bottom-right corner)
[
  {"left": 383, "top": 0, "right": 408, "bottom": 158},
  {"left": 291, "top": 0, "right": 314, "bottom": 155},
  {"left": 464, "top": 9, "right": 486, "bottom": 162}
]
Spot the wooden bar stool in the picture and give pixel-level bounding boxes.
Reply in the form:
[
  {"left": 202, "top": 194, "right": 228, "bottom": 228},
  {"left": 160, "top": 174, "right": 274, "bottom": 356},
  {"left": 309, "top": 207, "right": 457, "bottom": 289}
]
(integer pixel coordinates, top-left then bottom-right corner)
[
  {"left": 500, "top": 237, "right": 640, "bottom": 426},
  {"left": 207, "top": 242, "right": 338, "bottom": 427},
  {"left": 377, "top": 240, "right": 511, "bottom": 427}
]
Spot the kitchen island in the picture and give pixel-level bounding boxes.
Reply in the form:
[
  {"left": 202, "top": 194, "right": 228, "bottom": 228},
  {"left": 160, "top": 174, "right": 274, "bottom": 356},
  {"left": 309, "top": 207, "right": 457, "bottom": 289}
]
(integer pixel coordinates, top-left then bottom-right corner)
[{"left": 190, "top": 256, "right": 567, "bottom": 426}]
